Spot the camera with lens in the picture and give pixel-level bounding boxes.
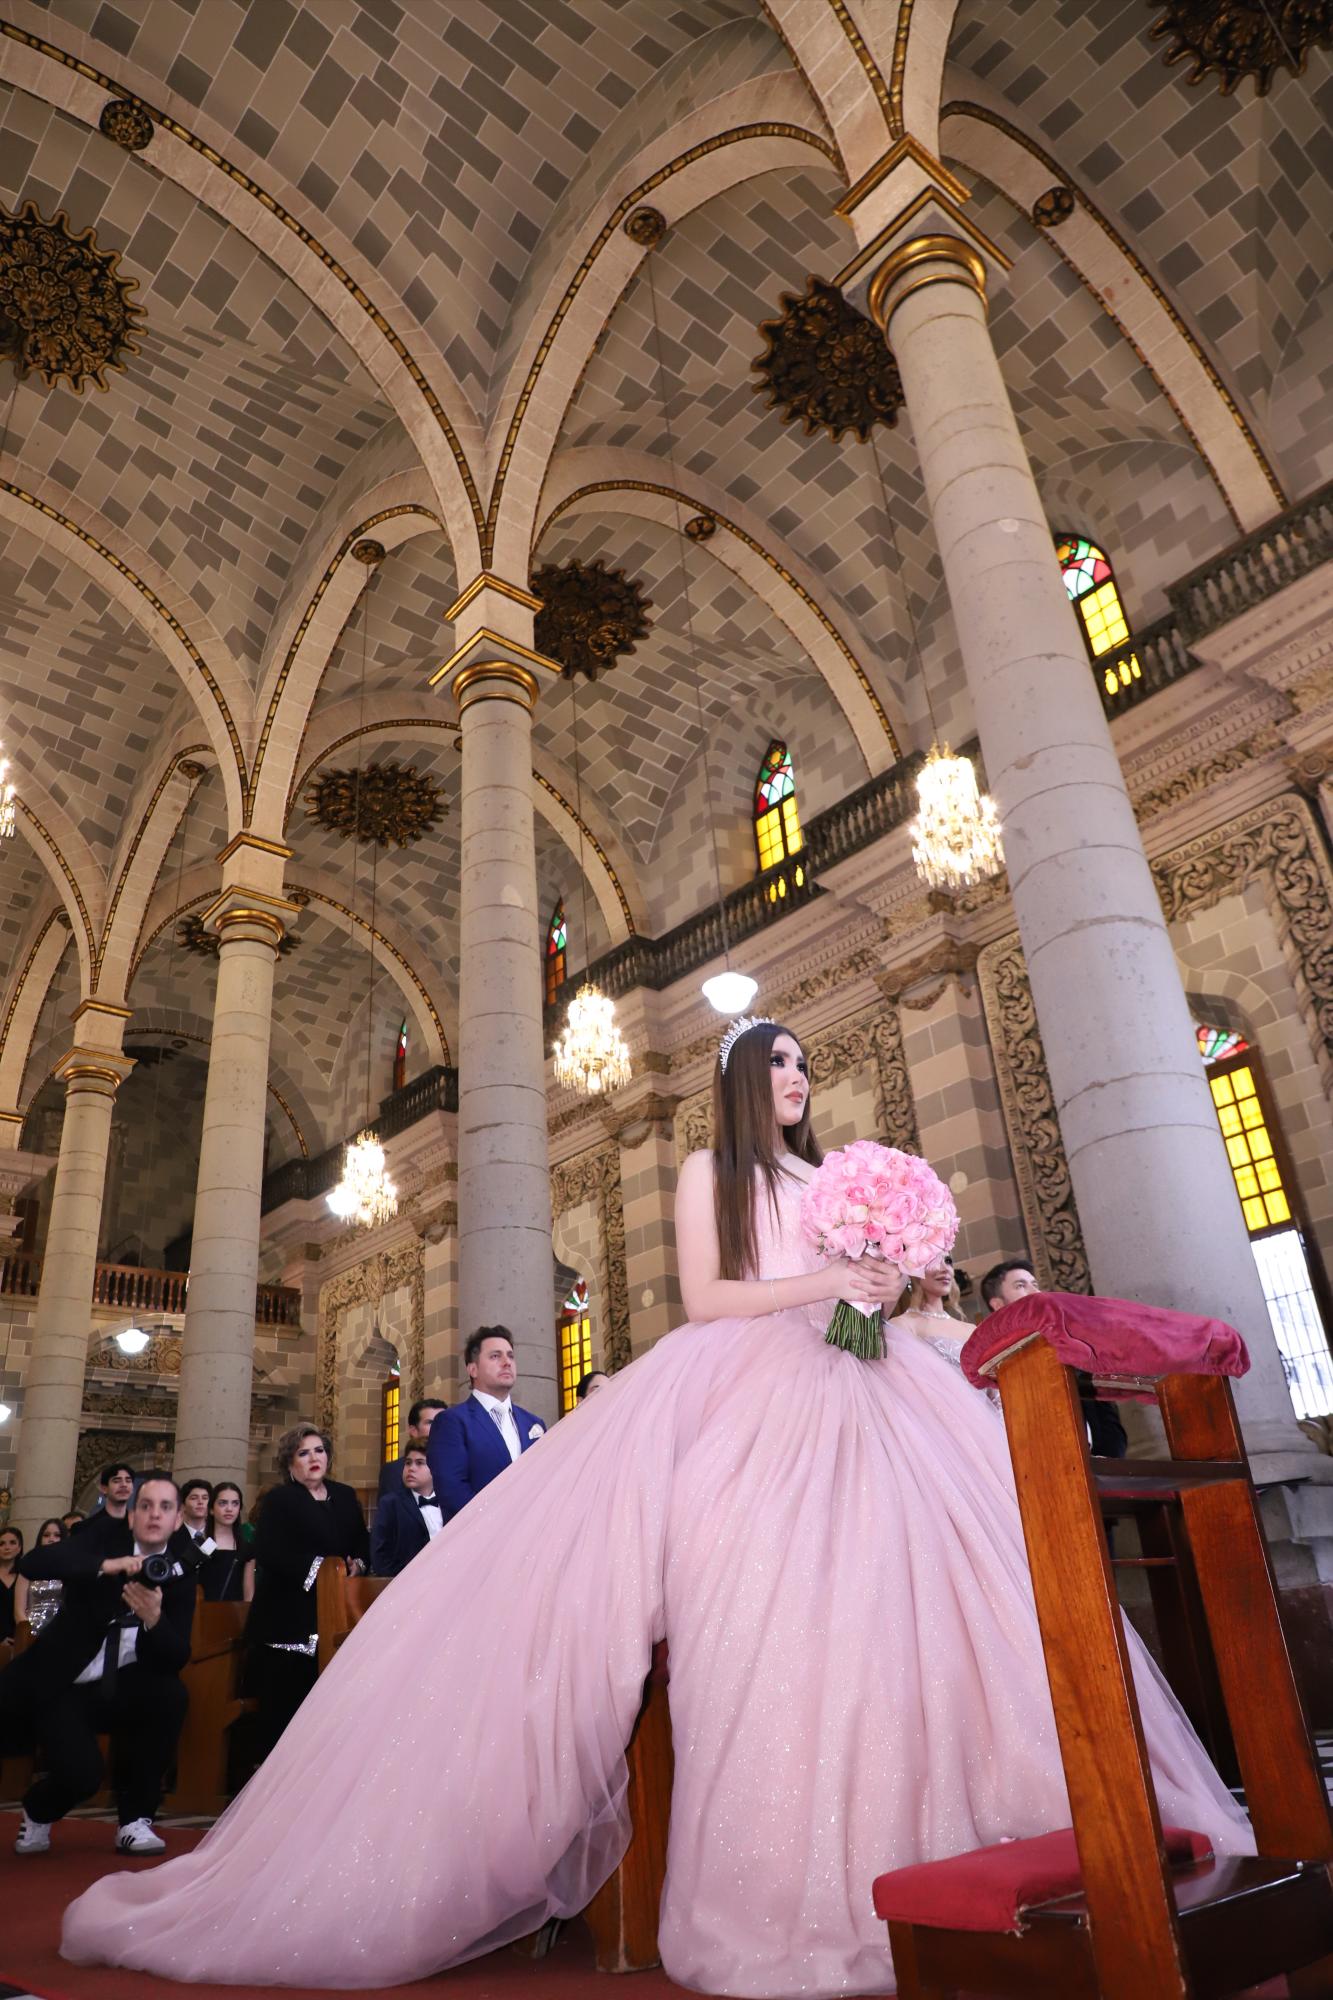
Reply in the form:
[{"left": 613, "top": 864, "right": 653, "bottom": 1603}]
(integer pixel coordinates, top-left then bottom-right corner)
[{"left": 139, "top": 1551, "right": 174, "bottom": 1586}]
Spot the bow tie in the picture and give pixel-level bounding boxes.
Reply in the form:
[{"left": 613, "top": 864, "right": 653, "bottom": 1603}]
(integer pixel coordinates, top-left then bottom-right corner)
[{"left": 415, "top": 1494, "right": 438, "bottom": 1508}]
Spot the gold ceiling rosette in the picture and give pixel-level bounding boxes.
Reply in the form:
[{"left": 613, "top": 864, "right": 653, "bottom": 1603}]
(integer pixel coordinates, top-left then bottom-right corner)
[
  {"left": 304, "top": 762, "right": 447, "bottom": 849},
  {"left": 752, "top": 276, "right": 904, "bottom": 444},
  {"left": 531, "top": 557, "right": 653, "bottom": 682},
  {"left": 0, "top": 198, "right": 144, "bottom": 392},
  {"left": 1148, "top": 0, "right": 1333, "bottom": 95}
]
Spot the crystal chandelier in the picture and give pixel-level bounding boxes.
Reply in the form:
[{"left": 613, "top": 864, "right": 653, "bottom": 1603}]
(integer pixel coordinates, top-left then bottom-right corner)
[
  {"left": 909, "top": 746, "right": 1004, "bottom": 892},
  {"left": 328, "top": 1129, "right": 398, "bottom": 1227},
  {"left": 554, "top": 981, "right": 631, "bottom": 1094},
  {"left": 0, "top": 749, "right": 15, "bottom": 838}
]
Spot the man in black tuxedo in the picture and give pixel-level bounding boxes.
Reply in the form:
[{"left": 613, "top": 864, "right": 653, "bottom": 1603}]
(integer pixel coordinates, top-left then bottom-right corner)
[
  {"left": 371, "top": 1444, "right": 444, "bottom": 1576},
  {"left": 377, "top": 1397, "right": 449, "bottom": 1499},
  {"left": 980, "top": 1259, "right": 1128, "bottom": 1458},
  {"left": 0, "top": 1471, "right": 195, "bottom": 1856}
]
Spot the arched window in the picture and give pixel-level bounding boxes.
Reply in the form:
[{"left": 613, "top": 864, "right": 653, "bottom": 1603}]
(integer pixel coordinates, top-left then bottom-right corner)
[
  {"left": 381, "top": 1373, "right": 401, "bottom": 1464},
  {"left": 1055, "top": 535, "right": 1140, "bottom": 698},
  {"left": 754, "top": 742, "right": 807, "bottom": 909},
  {"left": 545, "top": 900, "right": 567, "bottom": 1006},
  {"left": 1197, "top": 1021, "right": 1333, "bottom": 1418},
  {"left": 558, "top": 1278, "right": 592, "bottom": 1414},
  {"left": 392, "top": 1018, "right": 407, "bottom": 1094}
]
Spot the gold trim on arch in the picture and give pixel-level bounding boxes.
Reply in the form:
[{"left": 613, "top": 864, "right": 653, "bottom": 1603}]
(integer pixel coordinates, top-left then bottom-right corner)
[
  {"left": 537, "top": 480, "right": 900, "bottom": 755},
  {"left": 282, "top": 717, "right": 638, "bottom": 938},
  {"left": 447, "top": 573, "right": 543, "bottom": 620},
  {"left": 486, "top": 121, "right": 838, "bottom": 553},
  {"left": 0, "top": 910, "right": 64, "bottom": 1072},
  {"left": 836, "top": 134, "right": 969, "bottom": 218},
  {"left": 14, "top": 798, "right": 97, "bottom": 979},
  {"left": 0, "top": 24, "right": 486, "bottom": 545},
  {"left": 101, "top": 747, "right": 208, "bottom": 981},
  {"left": 939, "top": 101, "right": 1286, "bottom": 522},
  {"left": 0, "top": 475, "right": 248, "bottom": 808},
  {"left": 246, "top": 504, "right": 442, "bottom": 822}
]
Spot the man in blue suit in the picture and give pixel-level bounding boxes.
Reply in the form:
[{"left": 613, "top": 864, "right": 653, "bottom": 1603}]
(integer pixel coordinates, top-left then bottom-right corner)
[{"left": 428, "top": 1327, "right": 546, "bottom": 1522}]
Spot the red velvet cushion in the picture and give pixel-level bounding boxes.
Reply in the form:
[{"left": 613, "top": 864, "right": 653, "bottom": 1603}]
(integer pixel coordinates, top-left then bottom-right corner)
[
  {"left": 961, "top": 1291, "right": 1249, "bottom": 1394},
  {"left": 872, "top": 1826, "right": 1214, "bottom": 1933}
]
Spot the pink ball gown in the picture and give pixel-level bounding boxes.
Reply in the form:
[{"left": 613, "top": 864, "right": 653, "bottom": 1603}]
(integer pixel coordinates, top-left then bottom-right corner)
[{"left": 62, "top": 1174, "right": 1252, "bottom": 1995}]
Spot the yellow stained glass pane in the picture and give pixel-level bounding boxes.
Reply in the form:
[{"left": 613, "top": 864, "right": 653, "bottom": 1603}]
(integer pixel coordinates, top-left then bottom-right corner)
[
  {"left": 1233, "top": 1164, "right": 1259, "bottom": 1198},
  {"left": 1226, "top": 1135, "right": 1253, "bottom": 1170},
  {"left": 1210, "top": 1075, "right": 1235, "bottom": 1105},
  {"left": 382, "top": 1380, "right": 400, "bottom": 1462},
  {"left": 1080, "top": 581, "right": 1130, "bottom": 656},
  {"left": 559, "top": 1314, "right": 592, "bottom": 1414},
  {"left": 1256, "top": 1158, "right": 1283, "bottom": 1191},
  {"left": 1248, "top": 1130, "right": 1274, "bottom": 1161},
  {"left": 1239, "top": 1098, "right": 1264, "bottom": 1129},
  {"left": 1231, "top": 1067, "right": 1254, "bottom": 1096},
  {"left": 1217, "top": 1104, "right": 1242, "bottom": 1136},
  {"left": 781, "top": 796, "right": 804, "bottom": 852},
  {"left": 1243, "top": 1196, "right": 1267, "bottom": 1230},
  {"left": 1265, "top": 1191, "right": 1291, "bottom": 1225},
  {"left": 756, "top": 807, "right": 784, "bottom": 870}
]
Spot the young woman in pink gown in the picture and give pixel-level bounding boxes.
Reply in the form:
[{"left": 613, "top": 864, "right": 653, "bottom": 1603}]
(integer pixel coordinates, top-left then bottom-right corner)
[{"left": 61, "top": 1019, "right": 1252, "bottom": 1996}]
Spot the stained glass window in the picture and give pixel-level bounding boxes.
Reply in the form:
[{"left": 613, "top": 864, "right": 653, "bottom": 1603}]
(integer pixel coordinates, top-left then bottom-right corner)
[
  {"left": 1055, "top": 535, "right": 1141, "bottom": 697},
  {"left": 559, "top": 1278, "right": 592, "bottom": 1414},
  {"left": 1196, "top": 1023, "right": 1249, "bottom": 1064},
  {"left": 1208, "top": 1063, "right": 1291, "bottom": 1235},
  {"left": 392, "top": 1018, "right": 407, "bottom": 1093},
  {"left": 545, "top": 900, "right": 567, "bottom": 1007},
  {"left": 382, "top": 1375, "right": 400, "bottom": 1463},
  {"left": 754, "top": 742, "right": 806, "bottom": 902}
]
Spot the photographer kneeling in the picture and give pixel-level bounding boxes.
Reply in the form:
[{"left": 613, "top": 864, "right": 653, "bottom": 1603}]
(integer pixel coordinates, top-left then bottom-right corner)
[{"left": 0, "top": 1472, "right": 195, "bottom": 1856}]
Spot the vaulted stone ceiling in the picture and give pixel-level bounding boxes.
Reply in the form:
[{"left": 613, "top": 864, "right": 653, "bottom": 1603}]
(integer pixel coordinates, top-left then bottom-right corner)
[{"left": 0, "top": 0, "right": 1329, "bottom": 1159}]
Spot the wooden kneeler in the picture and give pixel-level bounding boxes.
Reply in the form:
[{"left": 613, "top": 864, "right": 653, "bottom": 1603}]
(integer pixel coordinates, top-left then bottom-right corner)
[
  {"left": 315, "top": 1560, "right": 390, "bottom": 1672},
  {"left": 875, "top": 1304, "right": 1333, "bottom": 2000}
]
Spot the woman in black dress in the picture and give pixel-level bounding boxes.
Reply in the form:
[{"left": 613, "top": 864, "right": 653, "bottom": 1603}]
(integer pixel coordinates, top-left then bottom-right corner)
[
  {"left": 247, "top": 1426, "right": 368, "bottom": 1757},
  {"left": 203, "top": 1481, "right": 255, "bottom": 1603},
  {"left": 0, "top": 1524, "right": 21, "bottom": 1649}
]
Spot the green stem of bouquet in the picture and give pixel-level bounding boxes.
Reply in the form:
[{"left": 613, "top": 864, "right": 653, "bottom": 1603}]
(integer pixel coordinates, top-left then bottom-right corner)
[{"left": 826, "top": 1299, "right": 885, "bottom": 1360}]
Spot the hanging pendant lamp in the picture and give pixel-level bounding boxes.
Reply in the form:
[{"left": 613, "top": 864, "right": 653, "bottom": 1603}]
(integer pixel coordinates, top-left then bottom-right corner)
[
  {"left": 327, "top": 541, "right": 397, "bottom": 1226},
  {"left": 552, "top": 674, "right": 631, "bottom": 1095}
]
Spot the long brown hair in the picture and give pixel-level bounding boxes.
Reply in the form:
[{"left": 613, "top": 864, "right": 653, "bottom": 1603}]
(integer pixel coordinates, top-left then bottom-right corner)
[{"left": 713, "top": 1020, "right": 822, "bottom": 1279}]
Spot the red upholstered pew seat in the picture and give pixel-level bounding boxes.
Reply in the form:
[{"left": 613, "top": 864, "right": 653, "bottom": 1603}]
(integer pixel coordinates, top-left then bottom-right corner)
[{"left": 873, "top": 1826, "right": 1214, "bottom": 1935}]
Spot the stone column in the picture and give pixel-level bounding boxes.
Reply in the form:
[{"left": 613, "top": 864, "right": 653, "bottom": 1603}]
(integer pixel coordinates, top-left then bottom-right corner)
[
  {"left": 173, "top": 840, "right": 296, "bottom": 1487},
  {"left": 12, "top": 1001, "right": 133, "bottom": 1533},
  {"left": 434, "top": 578, "right": 562, "bottom": 1422},
  {"left": 856, "top": 226, "right": 1316, "bottom": 1479},
  {"left": 604, "top": 1080, "right": 682, "bottom": 1360}
]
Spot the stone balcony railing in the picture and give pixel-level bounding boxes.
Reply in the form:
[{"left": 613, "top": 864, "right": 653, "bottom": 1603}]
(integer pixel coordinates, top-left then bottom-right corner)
[
  {"left": 269, "top": 480, "right": 1333, "bottom": 1190},
  {"left": 0, "top": 1251, "right": 301, "bottom": 1328}
]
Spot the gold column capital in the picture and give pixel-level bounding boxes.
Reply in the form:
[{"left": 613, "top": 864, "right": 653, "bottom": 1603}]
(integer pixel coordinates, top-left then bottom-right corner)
[
  {"left": 867, "top": 233, "right": 990, "bottom": 332},
  {"left": 199, "top": 884, "right": 300, "bottom": 952},
  {"left": 431, "top": 628, "right": 562, "bottom": 713},
  {"left": 55, "top": 1045, "right": 136, "bottom": 1097}
]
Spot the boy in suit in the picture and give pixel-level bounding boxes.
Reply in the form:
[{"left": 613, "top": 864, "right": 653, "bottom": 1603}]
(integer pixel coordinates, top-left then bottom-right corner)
[
  {"left": 428, "top": 1327, "right": 545, "bottom": 1522},
  {"left": 1, "top": 1471, "right": 195, "bottom": 1855},
  {"left": 371, "top": 1444, "right": 443, "bottom": 1575}
]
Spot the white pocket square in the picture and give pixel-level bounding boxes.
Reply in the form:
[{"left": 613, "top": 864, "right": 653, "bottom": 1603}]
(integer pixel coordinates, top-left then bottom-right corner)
[{"left": 528, "top": 1423, "right": 545, "bottom": 1440}]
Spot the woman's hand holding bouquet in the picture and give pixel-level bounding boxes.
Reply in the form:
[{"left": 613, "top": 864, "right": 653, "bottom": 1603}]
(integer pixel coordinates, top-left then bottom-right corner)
[{"left": 800, "top": 1141, "right": 959, "bottom": 1359}]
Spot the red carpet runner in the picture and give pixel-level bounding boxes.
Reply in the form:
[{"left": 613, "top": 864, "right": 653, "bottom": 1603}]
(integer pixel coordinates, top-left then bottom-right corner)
[{"left": 0, "top": 1817, "right": 688, "bottom": 2000}]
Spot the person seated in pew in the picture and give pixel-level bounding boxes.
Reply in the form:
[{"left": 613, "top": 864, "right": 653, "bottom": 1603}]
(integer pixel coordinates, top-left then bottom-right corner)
[
  {"left": 371, "top": 1445, "right": 443, "bottom": 1577},
  {"left": 246, "top": 1427, "right": 368, "bottom": 1760},
  {"left": 203, "top": 1482, "right": 255, "bottom": 1603},
  {"left": 16, "top": 1518, "right": 67, "bottom": 1635},
  {"left": 1, "top": 1473, "right": 195, "bottom": 1856}
]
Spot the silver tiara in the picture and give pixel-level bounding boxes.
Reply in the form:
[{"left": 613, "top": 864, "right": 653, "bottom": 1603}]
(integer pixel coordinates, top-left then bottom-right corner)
[{"left": 718, "top": 1016, "right": 775, "bottom": 1074}]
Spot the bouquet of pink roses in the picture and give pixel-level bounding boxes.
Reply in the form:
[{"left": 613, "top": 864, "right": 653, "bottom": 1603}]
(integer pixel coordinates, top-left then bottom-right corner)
[{"left": 800, "top": 1140, "right": 959, "bottom": 1359}]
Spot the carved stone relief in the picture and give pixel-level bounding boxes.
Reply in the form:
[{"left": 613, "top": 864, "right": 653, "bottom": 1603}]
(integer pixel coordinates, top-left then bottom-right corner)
[
  {"left": 315, "top": 1242, "right": 425, "bottom": 1442},
  {"left": 551, "top": 1147, "right": 630, "bottom": 1371}
]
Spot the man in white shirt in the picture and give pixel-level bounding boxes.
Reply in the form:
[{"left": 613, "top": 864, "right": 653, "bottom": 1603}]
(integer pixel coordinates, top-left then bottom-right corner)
[
  {"left": 3, "top": 1472, "right": 195, "bottom": 1855},
  {"left": 428, "top": 1326, "right": 546, "bottom": 1522}
]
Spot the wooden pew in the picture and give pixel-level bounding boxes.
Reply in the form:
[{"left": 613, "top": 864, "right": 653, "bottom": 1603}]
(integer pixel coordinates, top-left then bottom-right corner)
[
  {"left": 315, "top": 1561, "right": 391, "bottom": 1673},
  {"left": 163, "top": 1595, "right": 250, "bottom": 1816},
  {"left": 582, "top": 1641, "right": 673, "bottom": 1973}
]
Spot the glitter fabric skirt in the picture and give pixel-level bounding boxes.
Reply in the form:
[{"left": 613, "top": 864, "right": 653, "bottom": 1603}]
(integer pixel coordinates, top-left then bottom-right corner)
[{"left": 61, "top": 1294, "right": 1252, "bottom": 1993}]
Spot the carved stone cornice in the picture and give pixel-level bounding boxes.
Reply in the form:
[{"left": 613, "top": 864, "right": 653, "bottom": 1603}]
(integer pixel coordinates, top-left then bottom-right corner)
[
  {"left": 1131, "top": 723, "right": 1283, "bottom": 820},
  {"left": 876, "top": 938, "right": 979, "bottom": 1007},
  {"left": 600, "top": 1091, "right": 680, "bottom": 1149}
]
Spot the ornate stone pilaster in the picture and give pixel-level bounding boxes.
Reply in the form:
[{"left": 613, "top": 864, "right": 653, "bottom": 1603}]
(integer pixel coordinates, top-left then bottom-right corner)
[
  {"left": 434, "top": 577, "right": 563, "bottom": 1420},
  {"left": 552, "top": 1145, "right": 630, "bottom": 1375},
  {"left": 602, "top": 1080, "right": 681, "bottom": 1358},
  {"left": 174, "top": 842, "right": 299, "bottom": 1487},
  {"left": 12, "top": 1000, "right": 133, "bottom": 1532}
]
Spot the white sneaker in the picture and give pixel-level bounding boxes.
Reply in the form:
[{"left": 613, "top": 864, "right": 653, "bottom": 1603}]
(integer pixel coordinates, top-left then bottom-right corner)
[
  {"left": 115, "top": 1818, "right": 165, "bottom": 1855},
  {"left": 15, "top": 1809, "right": 51, "bottom": 1854}
]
